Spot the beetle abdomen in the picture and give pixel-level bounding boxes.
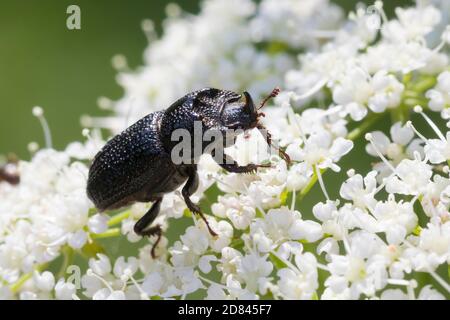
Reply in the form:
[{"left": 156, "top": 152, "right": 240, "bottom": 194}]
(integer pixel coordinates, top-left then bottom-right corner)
[{"left": 87, "top": 111, "right": 173, "bottom": 211}]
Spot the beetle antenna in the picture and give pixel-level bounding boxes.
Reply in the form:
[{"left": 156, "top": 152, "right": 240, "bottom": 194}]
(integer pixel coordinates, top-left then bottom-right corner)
[{"left": 258, "top": 87, "right": 280, "bottom": 110}]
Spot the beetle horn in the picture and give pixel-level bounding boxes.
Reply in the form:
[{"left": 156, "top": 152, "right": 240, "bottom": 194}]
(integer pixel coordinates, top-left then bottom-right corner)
[{"left": 243, "top": 91, "right": 256, "bottom": 116}]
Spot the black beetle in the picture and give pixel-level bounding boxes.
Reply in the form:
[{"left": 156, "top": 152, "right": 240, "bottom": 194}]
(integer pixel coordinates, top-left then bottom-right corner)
[{"left": 87, "top": 87, "right": 288, "bottom": 257}]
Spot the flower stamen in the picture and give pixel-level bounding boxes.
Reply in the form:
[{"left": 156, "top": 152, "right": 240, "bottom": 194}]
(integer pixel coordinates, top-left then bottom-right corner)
[
  {"left": 32, "top": 106, "right": 52, "bottom": 149},
  {"left": 413, "top": 105, "right": 446, "bottom": 141}
]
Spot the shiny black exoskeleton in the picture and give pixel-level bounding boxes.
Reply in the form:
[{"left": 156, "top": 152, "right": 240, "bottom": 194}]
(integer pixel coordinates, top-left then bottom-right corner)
[{"left": 87, "top": 87, "right": 286, "bottom": 257}]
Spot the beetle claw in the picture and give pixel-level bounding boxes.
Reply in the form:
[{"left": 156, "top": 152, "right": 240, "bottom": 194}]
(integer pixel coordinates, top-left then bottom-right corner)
[
  {"left": 243, "top": 163, "right": 273, "bottom": 174},
  {"left": 279, "top": 149, "right": 291, "bottom": 166},
  {"left": 138, "top": 225, "right": 162, "bottom": 259},
  {"left": 189, "top": 204, "right": 218, "bottom": 237},
  {"left": 151, "top": 231, "right": 162, "bottom": 259}
]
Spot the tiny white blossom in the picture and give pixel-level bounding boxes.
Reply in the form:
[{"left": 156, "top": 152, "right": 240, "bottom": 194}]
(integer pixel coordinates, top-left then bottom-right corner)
[
  {"left": 385, "top": 158, "right": 432, "bottom": 195},
  {"left": 54, "top": 279, "right": 77, "bottom": 300},
  {"left": 426, "top": 71, "right": 450, "bottom": 111},
  {"left": 372, "top": 197, "right": 418, "bottom": 244},
  {"left": 33, "top": 271, "right": 55, "bottom": 292},
  {"left": 88, "top": 214, "right": 109, "bottom": 234},
  {"left": 340, "top": 170, "right": 377, "bottom": 209}
]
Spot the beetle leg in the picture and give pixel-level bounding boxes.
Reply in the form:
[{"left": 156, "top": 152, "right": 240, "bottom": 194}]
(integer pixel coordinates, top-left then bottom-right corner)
[
  {"left": 134, "top": 197, "right": 164, "bottom": 258},
  {"left": 141, "top": 225, "right": 163, "bottom": 259},
  {"left": 213, "top": 152, "right": 271, "bottom": 174},
  {"left": 256, "top": 124, "right": 291, "bottom": 165},
  {"left": 182, "top": 167, "right": 218, "bottom": 237},
  {"left": 134, "top": 197, "right": 162, "bottom": 234}
]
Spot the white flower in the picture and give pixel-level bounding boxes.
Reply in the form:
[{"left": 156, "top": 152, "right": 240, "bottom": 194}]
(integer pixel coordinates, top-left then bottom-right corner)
[
  {"left": 54, "top": 279, "right": 77, "bottom": 300},
  {"left": 250, "top": 0, "right": 343, "bottom": 48},
  {"left": 289, "top": 130, "right": 353, "bottom": 172},
  {"left": 366, "top": 122, "right": 423, "bottom": 181},
  {"left": 368, "top": 71, "right": 405, "bottom": 113},
  {"left": 333, "top": 70, "right": 404, "bottom": 121},
  {"left": 68, "top": 230, "right": 88, "bottom": 249},
  {"left": 313, "top": 201, "right": 378, "bottom": 237},
  {"left": 325, "top": 231, "right": 388, "bottom": 299},
  {"left": 99, "top": 0, "right": 294, "bottom": 133},
  {"left": 199, "top": 255, "right": 217, "bottom": 274},
  {"left": 208, "top": 220, "right": 233, "bottom": 252},
  {"left": 289, "top": 219, "right": 323, "bottom": 243},
  {"left": 212, "top": 194, "right": 256, "bottom": 230},
  {"left": 419, "top": 221, "right": 450, "bottom": 263},
  {"left": 372, "top": 197, "right": 418, "bottom": 244},
  {"left": 340, "top": 170, "right": 377, "bottom": 209},
  {"left": 366, "top": 122, "right": 417, "bottom": 161},
  {"left": 286, "top": 162, "right": 310, "bottom": 191},
  {"left": 426, "top": 71, "right": 450, "bottom": 111},
  {"left": 346, "top": 6, "right": 380, "bottom": 45},
  {"left": 236, "top": 252, "right": 273, "bottom": 293},
  {"left": 170, "top": 243, "right": 201, "bottom": 269},
  {"left": 380, "top": 288, "right": 408, "bottom": 300},
  {"left": 113, "top": 256, "right": 138, "bottom": 278},
  {"left": 206, "top": 275, "right": 258, "bottom": 300},
  {"left": 251, "top": 207, "right": 323, "bottom": 249},
  {"left": 276, "top": 252, "right": 318, "bottom": 300},
  {"left": 312, "top": 200, "right": 338, "bottom": 222},
  {"left": 317, "top": 238, "right": 340, "bottom": 262},
  {"left": 424, "top": 130, "right": 450, "bottom": 164},
  {"left": 171, "top": 222, "right": 217, "bottom": 269},
  {"left": 89, "top": 254, "right": 112, "bottom": 277},
  {"left": 217, "top": 247, "right": 243, "bottom": 283},
  {"left": 247, "top": 161, "right": 288, "bottom": 209},
  {"left": 65, "top": 129, "right": 105, "bottom": 160},
  {"left": 33, "top": 271, "right": 55, "bottom": 292},
  {"left": 88, "top": 214, "right": 109, "bottom": 234},
  {"left": 205, "top": 284, "right": 229, "bottom": 300},
  {"left": 141, "top": 272, "right": 165, "bottom": 297},
  {"left": 382, "top": 5, "right": 441, "bottom": 43},
  {"left": 385, "top": 158, "right": 432, "bottom": 195},
  {"left": 93, "top": 289, "right": 126, "bottom": 300}
]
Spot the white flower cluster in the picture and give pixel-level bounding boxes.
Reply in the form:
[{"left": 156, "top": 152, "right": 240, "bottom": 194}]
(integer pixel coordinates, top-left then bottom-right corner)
[
  {"left": 85, "top": 0, "right": 342, "bottom": 133},
  {"left": 1, "top": 0, "right": 450, "bottom": 300}
]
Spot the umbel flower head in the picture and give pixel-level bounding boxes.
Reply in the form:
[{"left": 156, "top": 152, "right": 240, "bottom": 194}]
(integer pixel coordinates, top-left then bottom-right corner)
[{"left": 1, "top": 0, "right": 450, "bottom": 300}]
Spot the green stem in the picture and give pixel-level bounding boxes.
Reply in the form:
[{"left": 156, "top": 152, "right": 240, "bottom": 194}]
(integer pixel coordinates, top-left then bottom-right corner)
[
  {"left": 404, "top": 98, "right": 428, "bottom": 108},
  {"left": 403, "top": 90, "right": 421, "bottom": 98},
  {"left": 10, "top": 263, "right": 49, "bottom": 294},
  {"left": 402, "top": 72, "right": 412, "bottom": 85},
  {"left": 107, "top": 210, "right": 130, "bottom": 227},
  {"left": 346, "top": 113, "right": 383, "bottom": 141},
  {"left": 57, "top": 246, "right": 75, "bottom": 279},
  {"left": 90, "top": 227, "right": 121, "bottom": 239},
  {"left": 411, "top": 76, "right": 437, "bottom": 93},
  {"left": 298, "top": 171, "right": 318, "bottom": 201}
]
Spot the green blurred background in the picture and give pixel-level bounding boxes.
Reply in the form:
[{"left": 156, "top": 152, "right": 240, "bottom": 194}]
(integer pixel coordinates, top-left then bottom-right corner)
[{"left": 0, "top": 0, "right": 413, "bottom": 159}]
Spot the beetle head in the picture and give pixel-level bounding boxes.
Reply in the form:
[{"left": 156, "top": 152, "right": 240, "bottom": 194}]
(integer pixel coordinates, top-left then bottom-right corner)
[
  {"left": 220, "top": 88, "right": 280, "bottom": 131},
  {"left": 220, "top": 91, "right": 259, "bottom": 131}
]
